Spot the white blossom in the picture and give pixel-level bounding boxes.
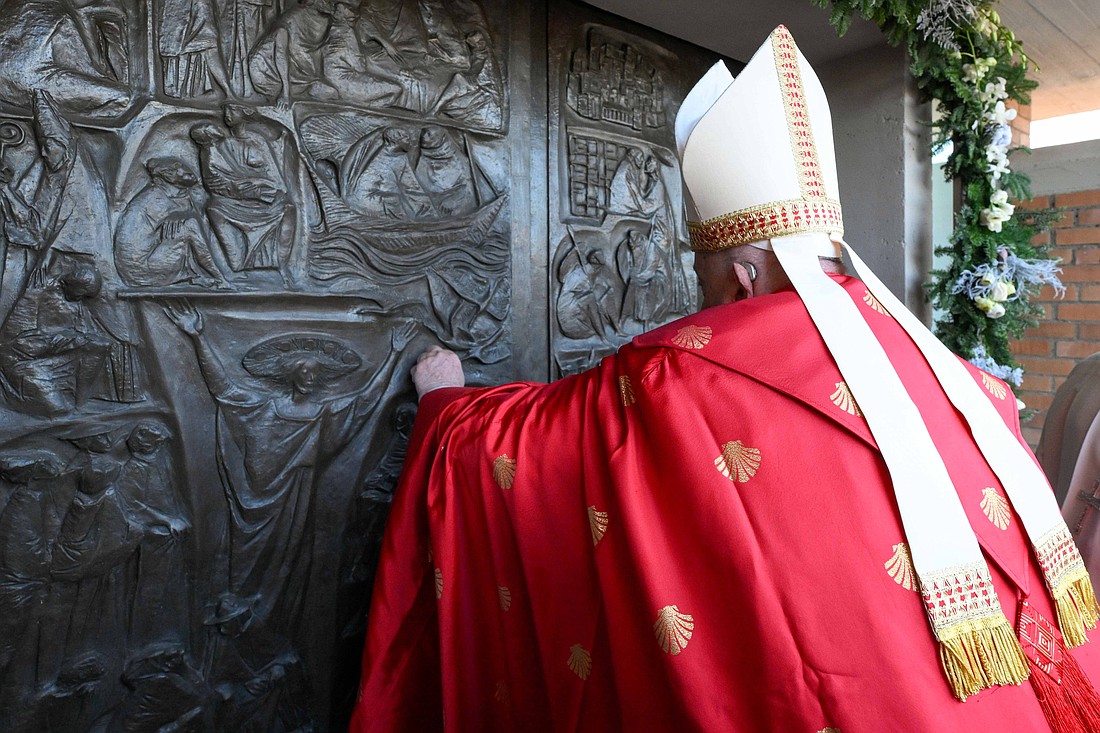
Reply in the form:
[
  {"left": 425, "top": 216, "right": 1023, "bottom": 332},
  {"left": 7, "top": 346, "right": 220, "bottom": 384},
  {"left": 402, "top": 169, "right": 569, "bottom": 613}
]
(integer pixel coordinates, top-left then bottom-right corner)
[
  {"left": 980, "top": 190, "right": 1014, "bottom": 232},
  {"left": 990, "top": 280, "right": 1013, "bottom": 302},
  {"left": 985, "top": 147, "right": 1010, "bottom": 182},
  {"left": 984, "top": 100, "right": 1017, "bottom": 126}
]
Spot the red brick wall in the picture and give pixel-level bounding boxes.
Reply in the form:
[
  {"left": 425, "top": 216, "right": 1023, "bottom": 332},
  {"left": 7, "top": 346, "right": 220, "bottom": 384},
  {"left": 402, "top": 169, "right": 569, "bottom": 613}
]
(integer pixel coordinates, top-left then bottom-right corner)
[{"left": 1011, "top": 189, "right": 1100, "bottom": 447}]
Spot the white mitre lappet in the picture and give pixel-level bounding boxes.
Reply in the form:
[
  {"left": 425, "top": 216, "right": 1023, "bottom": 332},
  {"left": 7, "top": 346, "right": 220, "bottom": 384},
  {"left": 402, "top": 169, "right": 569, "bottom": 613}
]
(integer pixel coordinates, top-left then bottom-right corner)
[{"left": 676, "top": 25, "right": 1099, "bottom": 703}]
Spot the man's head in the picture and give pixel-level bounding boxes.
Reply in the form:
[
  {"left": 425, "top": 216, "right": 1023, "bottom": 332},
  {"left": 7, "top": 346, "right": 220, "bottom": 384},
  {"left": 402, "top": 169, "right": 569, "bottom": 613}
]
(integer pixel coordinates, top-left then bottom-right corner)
[
  {"left": 332, "top": 0, "right": 356, "bottom": 23},
  {"left": 206, "top": 593, "right": 255, "bottom": 637},
  {"left": 190, "top": 121, "right": 226, "bottom": 147},
  {"left": 128, "top": 420, "right": 171, "bottom": 456},
  {"left": 419, "top": 126, "right": 449, "bottom": 151},
  {"left": 286, "top": 356, "right": 323, "bottom": 396},
  {"left": 146, "top": 157, "right": 197, "bottom": 188},
  {"left": 223, "top": 103, "right": 254, "bottom": 129},
  {"left": 466, "top": 30, "right": 488, "bottom": 53},
  {"left": 382, "top": 126, "right": 412, "bottom": 150},
  {"left": 59, "top": 264, "right": 103, "bottom": 302},
  {"left": 692, "top": 244, "right": 845, "bottom": 310}
]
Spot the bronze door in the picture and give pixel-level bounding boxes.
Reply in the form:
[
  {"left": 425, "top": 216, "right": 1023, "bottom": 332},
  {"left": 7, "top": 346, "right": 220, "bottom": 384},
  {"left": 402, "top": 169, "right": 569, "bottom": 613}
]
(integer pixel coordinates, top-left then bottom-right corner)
[{"left": 0, "top": 1, "right": 722, "bottom": 729}]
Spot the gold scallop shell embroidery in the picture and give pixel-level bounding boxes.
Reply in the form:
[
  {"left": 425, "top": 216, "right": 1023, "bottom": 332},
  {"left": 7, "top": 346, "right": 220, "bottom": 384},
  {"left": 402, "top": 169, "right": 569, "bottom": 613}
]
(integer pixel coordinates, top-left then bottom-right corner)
[
  {"left": 830, "top": 381, "right": 862, "bottom": 416},
  {"left": 618, "top": 375, "right": 636, "bottom": 406},
  {"left": 884, "top": 542, "right": 917, "bottom": 592},
  {"left": 654, "top": 605, "right": 694, "bottom": 655},
  {"left": 818, "top": 728, "right": 842, "bottom": 733},
  {"left": 714, "top": 440, "right": 762, "bottom": 483},
  {"left": 863, "top": 290, "right": 889, "bottom": 316},
  {"left": 567, "top": 644, "right": 592, "bottom": 680},
  {"left": 672, "top": 324, "right": 713, "bottom": 349},
  {"left": 588, "top": 505, "right": 609, "bottom": 547},
  {"left": 493, "top": 454, "right": 517, "bottom": 489},
  {"left": 434, "top": 567, "right": 444, "bottom": 599},
  {"left": 981, "top": 487, "right": 1012, "bottom": 530},
  {"left": 498, "top": 585, "right": 512, "bottom": 611},
  {"left": 982, "top": 372, "right": 1008, "bottom": 400}
]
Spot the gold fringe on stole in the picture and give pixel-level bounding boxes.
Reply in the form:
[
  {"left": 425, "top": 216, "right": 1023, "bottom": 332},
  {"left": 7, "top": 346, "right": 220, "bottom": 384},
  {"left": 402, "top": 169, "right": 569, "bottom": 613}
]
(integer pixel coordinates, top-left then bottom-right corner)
[
  {"left": 1053, "top": 569, "right": 1100, "bottom": 648},
  {"left": 938, "top": 615, "right": 1029, "bottom": 701}
]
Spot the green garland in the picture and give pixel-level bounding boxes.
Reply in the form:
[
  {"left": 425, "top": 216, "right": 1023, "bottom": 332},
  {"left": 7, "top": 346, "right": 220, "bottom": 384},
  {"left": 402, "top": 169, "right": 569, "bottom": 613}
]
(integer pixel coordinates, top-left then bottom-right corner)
[{"left": 814, "top": 0, "right": 1063, "bottom": 387}]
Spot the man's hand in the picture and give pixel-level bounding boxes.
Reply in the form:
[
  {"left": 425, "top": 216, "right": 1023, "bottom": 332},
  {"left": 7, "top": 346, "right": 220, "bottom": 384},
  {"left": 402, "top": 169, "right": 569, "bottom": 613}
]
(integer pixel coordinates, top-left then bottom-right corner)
[
  {"left": 163, "top": 301, "right": 204, "bottom": 336},
  {"left": 391, "top": 321, "right": 416, "bottom": 351},
  {"left": 411, "top": 346, "right": 464, "bottom": 400}
]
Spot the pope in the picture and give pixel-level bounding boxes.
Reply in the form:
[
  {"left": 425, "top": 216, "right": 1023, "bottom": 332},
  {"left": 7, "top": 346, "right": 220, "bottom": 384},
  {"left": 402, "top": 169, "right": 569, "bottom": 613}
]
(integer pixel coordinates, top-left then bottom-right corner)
[{"left": 351, "top": 26, "right": 1100, "bottom": 732}]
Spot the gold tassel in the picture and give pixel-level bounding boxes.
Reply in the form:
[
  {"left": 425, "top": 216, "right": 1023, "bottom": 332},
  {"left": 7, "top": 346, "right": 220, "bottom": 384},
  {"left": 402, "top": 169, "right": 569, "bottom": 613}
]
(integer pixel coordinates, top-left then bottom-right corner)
[
  {"left": 1054, "top": 570, "right": 1100, "bottom": 648},
  {"left": 938, "top": 615, "right": 1030, "bottom": 701}
]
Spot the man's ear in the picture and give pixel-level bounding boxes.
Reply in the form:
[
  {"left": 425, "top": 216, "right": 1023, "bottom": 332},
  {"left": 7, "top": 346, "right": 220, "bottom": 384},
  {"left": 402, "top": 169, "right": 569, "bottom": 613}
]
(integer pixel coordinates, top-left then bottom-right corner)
[{"left": 731, "top": 261, "right": 755, "bottom": 301}]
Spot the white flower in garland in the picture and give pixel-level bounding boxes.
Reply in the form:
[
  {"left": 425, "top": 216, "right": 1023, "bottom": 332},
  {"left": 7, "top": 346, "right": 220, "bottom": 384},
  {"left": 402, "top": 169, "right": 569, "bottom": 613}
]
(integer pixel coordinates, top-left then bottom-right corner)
[
  {"left": 984, "top": 99, "right": 1016, "bottom": 126},
  {"left": 962, "top": 56, "right": 997, "bottom": 84},
  {"left": 985, "top": 146, "right": 1010, "bottom": 182},
  {"left": 980, "top": 189, "right": 1015, "bottom": 232},
  {"left": 952, "top": 248, "right": 1064, "bottom": 321},
  {"left": 974, "top": 296, "right": 1006, "bottom": 319},
  {"left": 989, "top": 278, "right": 1015, "bottom": 302}
]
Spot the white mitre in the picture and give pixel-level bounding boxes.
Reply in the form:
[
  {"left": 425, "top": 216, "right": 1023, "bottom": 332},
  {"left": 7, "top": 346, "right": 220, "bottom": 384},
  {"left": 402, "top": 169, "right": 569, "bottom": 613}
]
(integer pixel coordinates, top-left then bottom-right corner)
[
  {"left": 677, "top": 28, "right": 840, "bottom": 258},
  {"left": 674, "top": 25, "right": 1098, "bottom": 704}
]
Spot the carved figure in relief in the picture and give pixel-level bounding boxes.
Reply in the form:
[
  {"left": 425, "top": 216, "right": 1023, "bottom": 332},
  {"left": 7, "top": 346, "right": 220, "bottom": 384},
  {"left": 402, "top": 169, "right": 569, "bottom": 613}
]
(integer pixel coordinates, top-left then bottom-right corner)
[
  {"left": 418, "top": 0, "right": 467, "bottom": 64},
  {"left": 104, "top": 645, "right": 212, "bottom": 733},
  {"left": 0, "top": 93, "right": 77, "bottom": 324},
  {"left": 158, "top": 0, "right": 233, "bottom": 100},
  {"left": 0, "top": 257, "right": 115, "bottom": 414},
  {"left": 414, "top": 125, "right": 477, "bottom": 217},
  {"left": 190, "top": 105, "right": 296, "bottom": 283},
  {"left": 50, "top": 463, "right": 141, "bottom": 690},
  {"left": 0, "top": 138, "right": 41, "bottom": 315},
  {"left": 556, "top": 239, "right": 617, "bottom": 341},
  {"left": 339, "top": 126, "right": 435, "bottom": 220},
  {"left": 22, "top": 652, "right": 108, "bottom": 733},
  {"left": 0, "top": 0, "right": 131, "bottom": 117},
  {"left": 116, "top": 420, "right": 191, "bottom": 650},
  {"left": 608, "top": 149, "right": 692, "bottom": 314},
  {"left": 355, "top": 0, "right": 427, "bottom": 60},
  {"left": 248, "top": 0, "right": 339, "bottom": 107},
  {"left": 433, "top": 29, "right": 504, "bottom": 130},
  {"left": 321, "top": 0, "right": 405, "bottom": 105},
  {"left": 115, "top": 157, "right": 230, "bottom": 287},
  {"left": 360, "top": 401, "right": 418, "bottom": 497},
  {"left": 616, "top": 227, "right": 668, "bottom": 328},
  {"left": 606, "top": 147, "right": 647, "bottom": 216},
  {"left": 229, "top": 0, "right": 281, "bottom": 97},
  {"left": 0, "top": 449, "right": 67, "bottom": 703},
  {"left": 200, "top": 592, "right": 308, "bottom": 732},
  {"left": 165, "top": 301, "right": 416, "bottom": 636}
]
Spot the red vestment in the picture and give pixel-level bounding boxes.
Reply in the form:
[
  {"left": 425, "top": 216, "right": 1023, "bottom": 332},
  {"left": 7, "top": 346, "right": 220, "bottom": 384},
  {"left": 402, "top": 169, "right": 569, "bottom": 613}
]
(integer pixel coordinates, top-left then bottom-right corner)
[{"left": 352, "top": 276, "right": 1100, "bottom": 732}]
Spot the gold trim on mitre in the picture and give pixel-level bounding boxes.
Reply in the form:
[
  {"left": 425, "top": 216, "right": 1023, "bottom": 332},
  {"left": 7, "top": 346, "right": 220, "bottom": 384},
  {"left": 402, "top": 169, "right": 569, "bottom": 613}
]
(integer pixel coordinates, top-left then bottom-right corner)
[{"left": 688, "top": 198, "right": 843, "bottom": 251}]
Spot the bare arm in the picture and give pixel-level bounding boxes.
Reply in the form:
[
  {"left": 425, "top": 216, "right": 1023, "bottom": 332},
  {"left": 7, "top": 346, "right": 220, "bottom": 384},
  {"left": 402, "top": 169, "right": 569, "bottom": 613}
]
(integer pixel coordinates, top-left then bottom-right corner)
[{"left": 163, "top": 301, "right": 250, "bottom": 403}]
